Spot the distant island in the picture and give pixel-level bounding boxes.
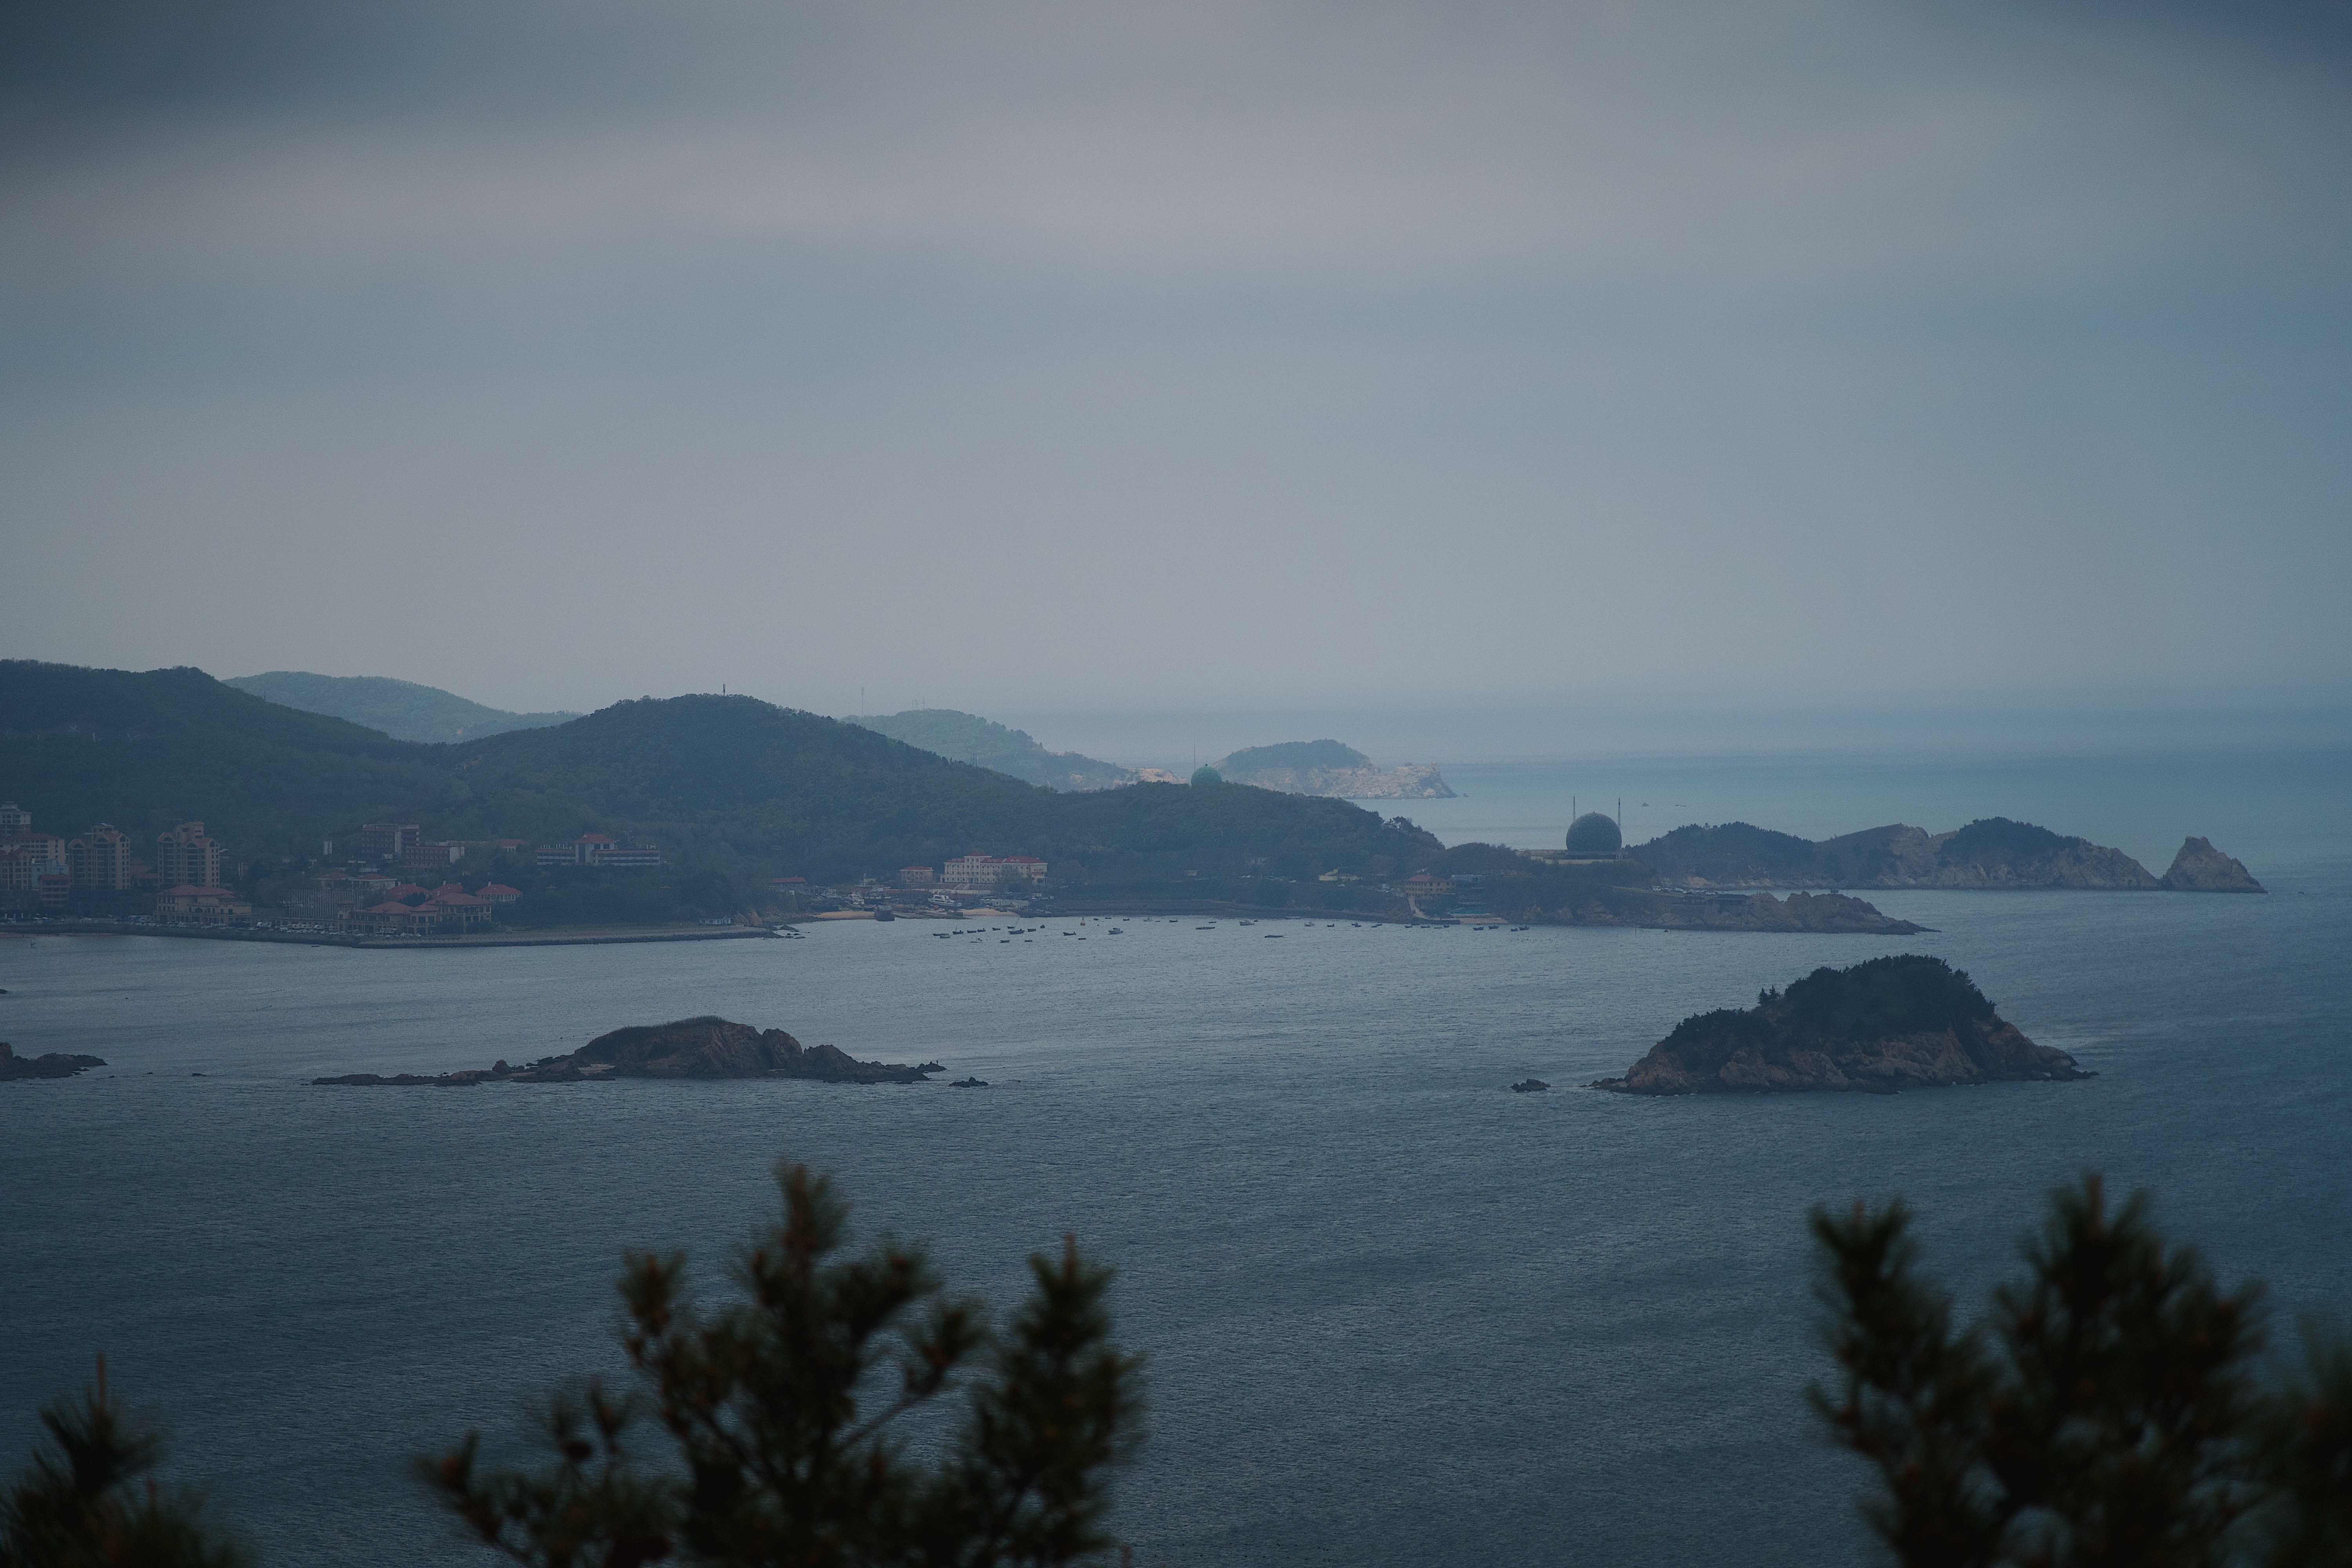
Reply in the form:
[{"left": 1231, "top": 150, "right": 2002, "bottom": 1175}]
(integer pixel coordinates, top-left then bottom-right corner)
[
  {"left": 1632, "top": 817, "right": 2264, "bottom": 893},
  {"left": 315, "top": 1015, "right": 941, "bottom": 1086},
  {"left": 1591, "top": 955, "right": 2089, "bottom": 1095},
  {"left": 228, "top": 671, "right": 579, "bottom": 744},
  {"left": 1210, "top": 740, "right": 1455, "bottom": 800},
  {"left": 845, "top": 708, "right": 1132, "bottom": 791}
]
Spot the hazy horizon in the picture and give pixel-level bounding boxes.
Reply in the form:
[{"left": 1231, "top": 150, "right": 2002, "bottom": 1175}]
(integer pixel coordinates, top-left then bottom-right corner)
[
  {"left": 183, "top": 661, "right": 2352, "bottom": 769},
  {"left": 6, "top": 1, "right": 2349, "bottom": 717}
]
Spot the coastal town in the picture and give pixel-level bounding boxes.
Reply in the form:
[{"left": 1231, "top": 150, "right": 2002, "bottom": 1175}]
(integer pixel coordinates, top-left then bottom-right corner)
[
  {"left": 2, "top": 807, "right": 1126, "bottom": 935},
  {"left": 0, "top": 805, "right": 651, "bottom": 935},
  {"left": 0, "top": 804, "right": 1530, "bottom": 938}
]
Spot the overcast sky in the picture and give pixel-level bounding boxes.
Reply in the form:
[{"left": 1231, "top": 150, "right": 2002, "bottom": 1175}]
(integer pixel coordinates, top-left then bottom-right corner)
[{"left": 4, "top": 0, "right": 2348, "bottom": 722}]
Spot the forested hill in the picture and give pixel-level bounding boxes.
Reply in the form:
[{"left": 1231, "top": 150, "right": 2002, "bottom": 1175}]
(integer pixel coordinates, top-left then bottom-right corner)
[
  {"left": 0, "top": 661, "right": 448, "bottom": 852},
  {"left": 845, "top": 709, "right": 1132, "bottom": 791},
  {"left": 0, "top": 662, "right": 1432, "bottom": 886},
  {"left": 227, "top": 671, "right": 578, "bottom": 743}
]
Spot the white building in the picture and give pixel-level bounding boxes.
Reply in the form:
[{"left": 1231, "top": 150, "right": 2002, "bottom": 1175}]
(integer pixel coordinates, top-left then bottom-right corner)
[{"left": 941, "top": 854, "right": 1048, "bottom": 890}]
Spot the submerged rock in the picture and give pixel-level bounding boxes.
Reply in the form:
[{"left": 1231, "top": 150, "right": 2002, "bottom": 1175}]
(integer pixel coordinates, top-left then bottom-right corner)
[
  {"left": 1591, "top": 955, "right": 2089, "bottom": 1096},
  {"left": 2160, "top": 837, "right": 2265, "bottom": 893},
  {"left": 1510, "top": 1079, "right": 1550, "bottom": 1093},
  {"left": 315, "top": 1015, "right": 943, "bottom": 1086}
]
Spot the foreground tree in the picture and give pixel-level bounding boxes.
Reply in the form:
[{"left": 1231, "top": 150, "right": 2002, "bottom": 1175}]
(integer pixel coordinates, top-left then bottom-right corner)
[
  {"left": 1810, "top": 1173, "right": 2352, "bottom": 1567},
  {"left": 0, "top": 1357, "right": 250, "bottom": 1568},
  {"left": 420, "top": 1161, "right": 1143, "bottom": 1568}
]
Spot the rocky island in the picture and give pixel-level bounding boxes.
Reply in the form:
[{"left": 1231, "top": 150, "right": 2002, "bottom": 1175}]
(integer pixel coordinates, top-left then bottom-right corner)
[
  {"left": 0, "top": 1042, "right": 108, "bottom": 1080},
  {"left": 1633, "top": 817, "right": 2262, "bottom": 892},
  {"left": 1590, "top": 955, "right": 2089, "bottom": 1095},
  {"left": 2160, "top": 837, "right": 2266, "bottom": 892},
  {"left": 316, "top": 1015, "right": 943, "bottom": 1086},
  {"left": 1211, "top": 740, "right": 1455, "bottom": 800}
]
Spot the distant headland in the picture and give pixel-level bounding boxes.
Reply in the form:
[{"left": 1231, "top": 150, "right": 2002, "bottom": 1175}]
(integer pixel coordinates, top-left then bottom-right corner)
[
  {"left": 1209, "top": 740, "right": 1455, "bottom": 801},
  {"left": 1591, "top": 955, "right": 2089, "bottom": 1095},
  {"left": 228, "top": 671, "right": 578, "bottom": 743},
  {"left": 1632, "top": 817, "right": 2263, "bottom": 893}
]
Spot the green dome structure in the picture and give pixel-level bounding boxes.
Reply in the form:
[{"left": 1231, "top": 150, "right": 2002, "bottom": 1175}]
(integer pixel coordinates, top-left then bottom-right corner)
[
  {"left": 1565, "top": 811, "right": 1622, "bottom": 854},
  {"left": 1190, "top": 765, "right": 1223, "bottom": 786}
]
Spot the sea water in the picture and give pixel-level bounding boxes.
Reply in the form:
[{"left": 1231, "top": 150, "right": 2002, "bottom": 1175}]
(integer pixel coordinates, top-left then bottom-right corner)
[{"left": 3, "top": 745, "right": 2347, "bottom": 1567}]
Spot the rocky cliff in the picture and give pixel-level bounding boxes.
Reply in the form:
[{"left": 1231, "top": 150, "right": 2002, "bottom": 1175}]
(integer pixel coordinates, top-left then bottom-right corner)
[
  {"left": 315, "top": 1016, "right": 942, "bottom": 1086},
  {"left": 2160, "top": 837, "right": 2266, "bottom": 892},
  {"left": 1590, "top": 955, "right": 2088, "bottom": 1095}
]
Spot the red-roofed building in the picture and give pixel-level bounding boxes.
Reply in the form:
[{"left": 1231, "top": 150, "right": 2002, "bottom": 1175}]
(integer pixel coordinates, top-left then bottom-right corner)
[
  {"left": 0, "top": 835, "right": 66, "bottom": 894},
  {"left": 474, "top": 882, "right": 522, "bottom": 904},
  {"left": 430, "top": 892, "right": 492, "bottom": 928},
  {"left": 340, "top": 900, "right": 442, "bottom": 936}
]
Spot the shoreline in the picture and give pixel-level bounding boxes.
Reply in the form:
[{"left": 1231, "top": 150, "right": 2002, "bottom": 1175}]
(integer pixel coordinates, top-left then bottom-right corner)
[{"left": 0, "top": 920, "right": 779, "bottom": 950}]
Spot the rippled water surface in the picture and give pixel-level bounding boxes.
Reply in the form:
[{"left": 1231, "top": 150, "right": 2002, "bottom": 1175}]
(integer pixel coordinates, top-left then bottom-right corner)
[{"left": 5, "top": 746, "right": 2348, "bottom": 1566}]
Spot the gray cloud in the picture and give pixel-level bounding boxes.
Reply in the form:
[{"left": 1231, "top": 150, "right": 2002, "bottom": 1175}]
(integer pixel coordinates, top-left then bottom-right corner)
[{"left": 2, "top": 1, "right": 2347, "bottom": 717}]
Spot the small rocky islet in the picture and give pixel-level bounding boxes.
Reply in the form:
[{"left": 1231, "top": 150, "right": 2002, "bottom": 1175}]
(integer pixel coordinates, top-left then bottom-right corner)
[
  {"left": 0, "top": 1042, "right": 108, "bottom": 1080},
  {"left": 314, "top": 1015, "right": 942, "bottom": 1087},
  {"left": 1591, "top": 955, "right": 2088, "bottom": 1096}
]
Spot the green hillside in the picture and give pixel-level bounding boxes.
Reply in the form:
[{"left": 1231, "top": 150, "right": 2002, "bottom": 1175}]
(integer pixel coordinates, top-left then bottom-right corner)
[
  {"left": 227, "top": 671, "right": 578, "bottom": 743},
  {"left": 0, "top": 661, "right": 451, "bottom": 852},
  {"left": 845, "top": 709, "right": 1131, "bottom": 791},
  {"left": 1, "top": 662, "right": 1437, "bottom": 920}
]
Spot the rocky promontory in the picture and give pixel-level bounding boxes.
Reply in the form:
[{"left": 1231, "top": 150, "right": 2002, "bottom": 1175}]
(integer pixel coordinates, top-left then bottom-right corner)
[
  {"left": 316, "top": 1016, "right": 943, "bottom": 1086},
  {"left": 1590, "top": 955, "right": 2088, "bottom": 1095},
  {"left": 1634, "top": 889, "right": 1926, "bottom": 934},
  {"left": 2160, "top": 837, "right": 2266, "bottom": 893},
  {"left": 0, "top": 1042, "right": 107, "bottom": 1080}
]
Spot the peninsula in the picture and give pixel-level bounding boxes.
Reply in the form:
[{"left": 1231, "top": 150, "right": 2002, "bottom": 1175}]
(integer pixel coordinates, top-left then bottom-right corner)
[
  {"left": 1210, "top": 740, "right": 1455, "bottom": 800},
  {"left": 846, "top": 708, "right": 1134, "bottom": 792},
  {"left": 315, "top": 1016, "right": 942, "bottom": 1086},
  {"left": 1591, "top": 955, "right": 2089, "bottom": 1095}
]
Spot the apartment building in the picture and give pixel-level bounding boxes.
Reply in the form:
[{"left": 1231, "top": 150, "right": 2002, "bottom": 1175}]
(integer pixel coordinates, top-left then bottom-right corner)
[
  {"left": 67, "top": 825, "right": 134, "bottom": 891},
  {"left": 359, "top": 822, "right": 425, "bottom": 860},
  {"left": 536, "top": 834, "right": 663, "bottom": 867},
  {"left": 155, "top": 822, "right": 224, "bottom": 889}
]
